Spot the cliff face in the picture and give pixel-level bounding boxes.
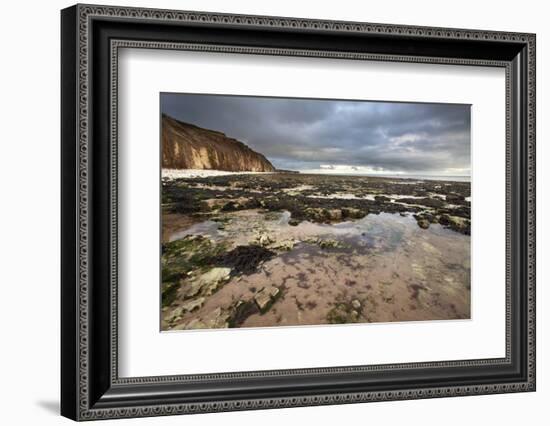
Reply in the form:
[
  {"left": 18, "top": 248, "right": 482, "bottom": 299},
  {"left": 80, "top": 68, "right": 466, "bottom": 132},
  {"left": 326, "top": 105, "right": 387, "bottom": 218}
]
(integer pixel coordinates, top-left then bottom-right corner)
[{"left": 161, "top": 114, "right": 275, "bottom": 172}]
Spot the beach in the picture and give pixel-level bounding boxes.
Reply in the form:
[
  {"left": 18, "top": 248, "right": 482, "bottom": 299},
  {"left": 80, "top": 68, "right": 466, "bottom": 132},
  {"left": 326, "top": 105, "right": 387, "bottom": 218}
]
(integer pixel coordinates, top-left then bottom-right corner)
[{"left": 161, "top": 172, "right": 471, "bottom": 330}]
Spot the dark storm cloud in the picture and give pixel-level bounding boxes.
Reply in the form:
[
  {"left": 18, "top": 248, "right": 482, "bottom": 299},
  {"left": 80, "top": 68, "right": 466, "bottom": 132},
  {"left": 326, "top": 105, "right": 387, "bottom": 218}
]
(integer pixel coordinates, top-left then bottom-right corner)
[{"left": 161, "top": 93, "right": 471, "bottom": 175}]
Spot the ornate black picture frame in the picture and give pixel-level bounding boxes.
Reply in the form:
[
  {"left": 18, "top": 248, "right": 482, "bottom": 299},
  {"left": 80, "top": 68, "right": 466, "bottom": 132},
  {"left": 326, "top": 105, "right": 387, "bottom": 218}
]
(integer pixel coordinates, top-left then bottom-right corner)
[{"left": 61, "top": 4, "right": 536, "bottom": 421}]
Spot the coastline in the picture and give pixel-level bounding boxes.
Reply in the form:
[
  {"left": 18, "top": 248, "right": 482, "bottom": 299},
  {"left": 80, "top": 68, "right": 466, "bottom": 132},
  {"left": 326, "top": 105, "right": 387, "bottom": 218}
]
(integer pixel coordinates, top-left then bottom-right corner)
[
  {"left": 161, "top": 171, "right": 471, "bottom": 330},
  {"left": 162, "top": 168, "right": 275, "bottom": 179},
  {"left": 162, "top": 168, "right": 470, "bottom": 183}
]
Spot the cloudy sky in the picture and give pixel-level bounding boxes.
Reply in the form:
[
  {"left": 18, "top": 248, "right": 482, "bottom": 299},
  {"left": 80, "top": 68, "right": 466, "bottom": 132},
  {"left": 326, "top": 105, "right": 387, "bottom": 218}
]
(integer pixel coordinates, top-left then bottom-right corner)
[{"left": 161, "top": 93, "right": 471, "bottom": 176}]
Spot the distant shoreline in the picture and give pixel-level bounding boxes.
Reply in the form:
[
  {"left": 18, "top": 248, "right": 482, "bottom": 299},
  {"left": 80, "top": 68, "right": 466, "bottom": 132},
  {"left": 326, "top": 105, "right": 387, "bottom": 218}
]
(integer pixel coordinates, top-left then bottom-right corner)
[
  {"left": 297, "top": 173, "right": 471, "bottom": 182},
  {"left": 162, "top": 168, "right": 470, "bottom": 183},
  {"left": 161, "top": 169, "right": 274, "bottom": 180}
]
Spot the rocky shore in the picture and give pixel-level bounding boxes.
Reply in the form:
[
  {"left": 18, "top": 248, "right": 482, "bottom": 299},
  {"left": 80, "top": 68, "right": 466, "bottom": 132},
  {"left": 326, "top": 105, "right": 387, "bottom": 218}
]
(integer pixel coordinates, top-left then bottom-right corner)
[
  {"left": 161, "top": 173, "right": 471, "bottom": 331},
  {"left": 162, "top": 173, "right": 471, "bottom": 234}
]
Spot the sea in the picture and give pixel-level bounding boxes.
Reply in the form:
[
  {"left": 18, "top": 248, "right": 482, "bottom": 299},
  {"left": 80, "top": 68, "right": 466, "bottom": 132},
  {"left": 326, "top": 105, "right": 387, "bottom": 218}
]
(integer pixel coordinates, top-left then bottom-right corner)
[
  {"left": 296, "top": 172, "right": 471, "bottom": 183},
  {"left": 368, "top": 174, "right": 471, "bottom": 182},
  {"left": 162, "top": 168, "right": 471, "bottom": 183}
]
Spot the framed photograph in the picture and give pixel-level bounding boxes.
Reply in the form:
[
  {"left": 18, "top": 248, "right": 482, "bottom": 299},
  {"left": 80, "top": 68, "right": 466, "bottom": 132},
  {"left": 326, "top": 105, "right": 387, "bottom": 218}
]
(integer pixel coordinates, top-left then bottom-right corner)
[{"left": 61, "top": 4, "right": 536, "bottom": 421}]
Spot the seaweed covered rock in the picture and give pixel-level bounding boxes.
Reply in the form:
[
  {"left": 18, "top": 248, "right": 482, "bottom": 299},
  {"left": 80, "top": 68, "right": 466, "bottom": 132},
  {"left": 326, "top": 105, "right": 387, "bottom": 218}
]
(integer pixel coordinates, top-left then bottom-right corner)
[
  {"left": 161, "top": 235, "right": 229, "bottom": 307},
  {"left": 413, "top": 214, "right": 431, "bottom": 229},
  {"left": 327, "top": 302, "right": 361, "bottom": 324},
  {"left": 341, "top": 207, "right": 367, "bottom": 219},
  {"left": 318, "top": 239, "right": 345, "bottom": 249},
  {"left": 446, "top": 194, "right": 465, "bottom": 203},
  {"left": 439, "top": 214, "right": 471, "bottom": 235},
  {"left": 216, "top": 245, "right": 276, "bottom": 275}
]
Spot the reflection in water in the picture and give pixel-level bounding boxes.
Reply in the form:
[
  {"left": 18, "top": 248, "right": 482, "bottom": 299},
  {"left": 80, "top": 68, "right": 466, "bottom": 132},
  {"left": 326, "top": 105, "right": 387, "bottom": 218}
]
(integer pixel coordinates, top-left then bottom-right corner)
[
  {"left": 169, "top": 220, "right": 223, "bottom": 242},
  {"left": 278, "top": 210, "right": 291, "bottom": 225},
  {"left": 164, "top": 210, "right": 470, "bottom": 330}
]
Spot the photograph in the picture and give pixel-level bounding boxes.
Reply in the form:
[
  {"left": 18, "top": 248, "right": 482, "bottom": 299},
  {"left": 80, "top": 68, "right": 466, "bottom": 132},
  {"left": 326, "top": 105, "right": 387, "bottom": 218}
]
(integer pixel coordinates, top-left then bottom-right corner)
[
  {"left": 57, "top": 3, "right": 536, "bottom": 420},
  {"left": 160, "top": 94, "right": 472, "bottom": 331}
]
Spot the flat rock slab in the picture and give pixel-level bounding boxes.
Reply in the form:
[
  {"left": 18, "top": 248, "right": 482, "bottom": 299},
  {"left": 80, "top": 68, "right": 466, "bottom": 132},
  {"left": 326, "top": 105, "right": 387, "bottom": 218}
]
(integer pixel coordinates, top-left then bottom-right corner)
[
  {"left": 254, "top": 286, "right": 281, "bottom": 313},
  {"left": 180, "top": 297, "right": 205, "bottom": 313},
  {"left": 197, "top": 267, "right": 232, "bottom": 295}
]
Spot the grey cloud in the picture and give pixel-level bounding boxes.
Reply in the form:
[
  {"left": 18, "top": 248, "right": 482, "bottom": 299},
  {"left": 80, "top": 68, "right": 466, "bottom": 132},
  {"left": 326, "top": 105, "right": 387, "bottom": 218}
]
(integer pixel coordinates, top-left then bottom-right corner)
[{"left": 161, "top": 93, "right": 470, "bottom": 175}]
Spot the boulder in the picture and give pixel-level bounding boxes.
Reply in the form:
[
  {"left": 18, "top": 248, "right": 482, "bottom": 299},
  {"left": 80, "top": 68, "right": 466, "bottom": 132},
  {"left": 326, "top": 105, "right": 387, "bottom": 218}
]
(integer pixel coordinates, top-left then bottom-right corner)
[
  {"left": 341, "top": 207, "right": 366, "bottom": 219},
  {"left": 417, "top": 219, "right": 430, "bottom": 229},
  {"left": 439, "top": 214, "right": 470, "bottom": 235},
  {"left": 327, "top": 209, "right": 342, "bottom": 221},
  {"left": 304, "top": 207, "right": 327, "bottom": 222},
  {"left": 197, "top": 267, "right": 232, "bottom": 295},
  {"left": 256, "top": 232, "right": 274, "bottom": 247},
  {"left": 254, "top": 286, "right": 281, "bottom": 313},
  {"left": 413, "top": 214, "right": 432, "bottom": 229}
]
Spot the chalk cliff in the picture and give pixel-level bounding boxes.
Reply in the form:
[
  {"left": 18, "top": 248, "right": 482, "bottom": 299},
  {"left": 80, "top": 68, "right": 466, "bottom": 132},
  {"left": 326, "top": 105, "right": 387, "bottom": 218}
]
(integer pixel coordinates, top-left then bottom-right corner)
[{"left": 162, "top": 114, "right": 275, "bottom": 172}]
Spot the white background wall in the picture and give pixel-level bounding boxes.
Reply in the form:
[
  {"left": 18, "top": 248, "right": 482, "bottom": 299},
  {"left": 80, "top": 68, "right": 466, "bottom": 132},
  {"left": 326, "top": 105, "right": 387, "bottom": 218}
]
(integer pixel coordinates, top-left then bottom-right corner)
[{"left": 0, "top": 0, "right": 547, "bottom": 424}]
